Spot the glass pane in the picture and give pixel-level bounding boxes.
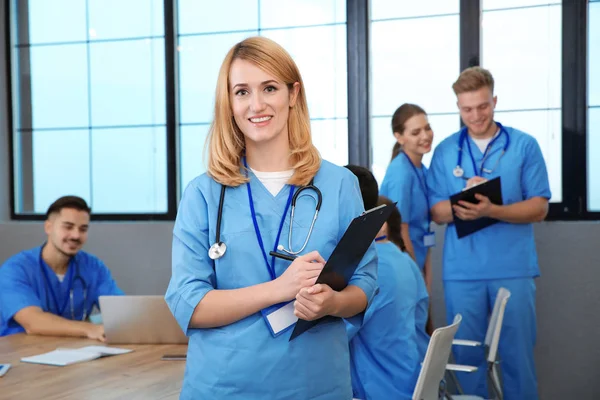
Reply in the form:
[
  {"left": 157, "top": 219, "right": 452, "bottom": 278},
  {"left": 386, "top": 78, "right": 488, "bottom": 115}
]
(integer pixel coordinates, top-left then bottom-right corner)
[
  {"left": 262, "top": 25, "right": 347, "bottom": 119},
  {"left": 89, "top": 39, "right": 165, "bottom": 127},
  {"left": 32, "top": 130, "right": 91, "bottom": 213},
  {"left": 482, "top": 5, "right": 562, "bottom": 110},
  {"left": 180, "top": 124, "right": 210, "bottom": 192},
  {"left": 178, "top": 32, "right": 256, "bottom": 124},
  {"left": 494, "top": 110, "right": 561, "bottom": 203},
  {"left": 260, "top": 0, "right": 346, "bottom": 29},
  {"left": 371, "top": 15, "right": 460, "bottom": 116},
  {"left": 588, "top": 109, "right": 600, "bottom": 211},
  {"left": 589, "top": 2, "right": 600, "bottom": 107},
  {"left": 27, "top": 0, "right": 87, "bottom": 44},
  {"left": 370, "top": 114, "right": 460, "bottom": 184},
  {"left": 27, "top": 44, "right": 89, "bottom": 129},
  {"left": 177, "top": 0, "right": 259, "bottom": 35},
  {"left": 88, "top": 0, "right": 164, "bottom": 40},
  {"left": 483, "top": 0, "right": 561, "bottom": 11},
  {"left": 310, "top": 119, "right": 348, "bottom": 166},
  {"left": 370, "top": 0, "right": 458, "bottom": 20},
  {"left": 91, "top": 127, "right": 167, "bottom": 213}
]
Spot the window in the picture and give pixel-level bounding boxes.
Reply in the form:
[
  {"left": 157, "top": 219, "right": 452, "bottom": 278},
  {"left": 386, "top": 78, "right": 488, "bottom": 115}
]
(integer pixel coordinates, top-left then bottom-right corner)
[
  {"left": 369, "top": 0, "right": 460, "bottom": 183},
  {"left": 177, "top": 0, "right": 347, "bottom": 195},
  {"left": 10, "top": 0, "right": 168, "bottom": 216},
  {"left": 589, "top": 1, "right": 600, "bottom": 212},
  {"left": 481, "top": 2, "right": 562, "bottom": 202}
]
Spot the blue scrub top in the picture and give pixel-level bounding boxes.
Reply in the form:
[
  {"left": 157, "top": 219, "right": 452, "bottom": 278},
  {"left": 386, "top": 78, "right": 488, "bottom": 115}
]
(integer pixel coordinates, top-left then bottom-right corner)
[
  {"left": 426, "top": 124, "right": 551, "bottom": 281},
  {"left": 165, "top": 160, "right": 378, "bottom": 400},
  {"left": 0, "top": 246, "right": 124, "bottom": 336},
  {"left": 380, "top": 153, "right": 430, "bottom": 270},
  {"left": 346, "top": 242, "right": 430, "bottom": 400}
]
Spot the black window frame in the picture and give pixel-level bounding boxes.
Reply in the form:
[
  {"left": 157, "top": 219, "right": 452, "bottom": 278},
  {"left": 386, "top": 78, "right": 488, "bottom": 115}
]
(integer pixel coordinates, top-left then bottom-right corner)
[{"left": 4, "top": 0, "right": 598, "bottom": 221}]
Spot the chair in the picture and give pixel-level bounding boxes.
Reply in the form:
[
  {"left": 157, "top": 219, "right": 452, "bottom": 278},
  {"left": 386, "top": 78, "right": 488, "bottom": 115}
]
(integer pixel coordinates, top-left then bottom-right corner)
[
  {"left": 445, "top": 288, "right": 511, "bottom": 400},
  {"left": 412, "top": 314, "right": 462, "bottom": 400}
]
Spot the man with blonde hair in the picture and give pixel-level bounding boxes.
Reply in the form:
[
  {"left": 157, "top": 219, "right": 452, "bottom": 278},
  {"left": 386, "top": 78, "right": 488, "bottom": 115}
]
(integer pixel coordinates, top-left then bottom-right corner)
[{"left": 426, "top": 66, "right": 550, "bottom": 400}]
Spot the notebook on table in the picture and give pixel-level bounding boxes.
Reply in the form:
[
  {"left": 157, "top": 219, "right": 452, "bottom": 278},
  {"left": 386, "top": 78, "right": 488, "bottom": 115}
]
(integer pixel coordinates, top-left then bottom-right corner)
[{"left": 20, "top": 346, "right": 132, "bottom": 367}]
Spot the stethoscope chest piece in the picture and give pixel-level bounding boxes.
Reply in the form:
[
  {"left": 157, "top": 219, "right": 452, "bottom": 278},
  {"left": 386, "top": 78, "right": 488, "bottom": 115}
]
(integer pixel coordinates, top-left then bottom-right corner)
[
  {"left": 453, "top": 165, "right": 464, "bottom": 178},
  {"left": 208, "top": 242, "right": 227, "bottom": 260}
]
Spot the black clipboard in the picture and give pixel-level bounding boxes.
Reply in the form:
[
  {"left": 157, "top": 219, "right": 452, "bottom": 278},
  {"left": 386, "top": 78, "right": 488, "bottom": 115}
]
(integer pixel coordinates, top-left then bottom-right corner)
[
  {"left": 289, "top": 203, "right": 395, "bottom": 341},
  {"left": 450, "top": 176, "right": 503, "bottom": 238}
]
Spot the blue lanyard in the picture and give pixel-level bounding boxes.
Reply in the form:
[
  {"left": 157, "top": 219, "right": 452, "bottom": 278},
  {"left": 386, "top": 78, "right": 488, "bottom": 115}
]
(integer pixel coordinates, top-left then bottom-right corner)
[
  {"left": 40, "top": 254, "right": 75, "bottom": 317},
  {"left": 401, "top": 152, "right": 431, "bottom": 227},
  {"left": 244, "top": 159, "right": 294, "bottom": 281},
  {"left": 458, "top": 123, "right": 509, "bottom": 176}
]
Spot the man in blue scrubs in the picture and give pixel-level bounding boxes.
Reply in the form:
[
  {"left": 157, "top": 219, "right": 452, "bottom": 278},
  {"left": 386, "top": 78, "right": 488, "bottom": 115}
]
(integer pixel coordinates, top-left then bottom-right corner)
[
  {"left": 0, "top": 196, "right": 123, "bottom": 341},
  {"left": 427, "top": 66, "right": 550, "bottom": 400}
]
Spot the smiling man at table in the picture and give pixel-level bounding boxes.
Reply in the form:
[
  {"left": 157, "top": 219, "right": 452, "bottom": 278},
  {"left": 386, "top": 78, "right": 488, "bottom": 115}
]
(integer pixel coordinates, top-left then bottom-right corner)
[{"left": 0, "top": 196, "right": 124, "bottom": 341}]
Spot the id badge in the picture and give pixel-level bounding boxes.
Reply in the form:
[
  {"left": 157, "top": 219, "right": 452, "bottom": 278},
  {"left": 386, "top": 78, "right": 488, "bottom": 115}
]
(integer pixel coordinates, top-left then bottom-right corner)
[
  {"left": 260, "top": 301, "right": 298, "bottom": 338},
  {"left": 423, "top": 232, "right": 436, "bottom": 247}
]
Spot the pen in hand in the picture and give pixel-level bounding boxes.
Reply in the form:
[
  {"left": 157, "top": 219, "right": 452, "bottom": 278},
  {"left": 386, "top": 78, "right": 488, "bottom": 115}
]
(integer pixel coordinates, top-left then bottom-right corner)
[{"left": 269, "top": 251, "right": 297, "bottom": 262}]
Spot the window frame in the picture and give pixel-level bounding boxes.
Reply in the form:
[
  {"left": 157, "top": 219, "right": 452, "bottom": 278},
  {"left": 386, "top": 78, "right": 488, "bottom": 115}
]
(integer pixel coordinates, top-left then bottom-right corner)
[
  {"left": 4, "top": 0, "right": 598, "bottom": 221},
  {"left": 6, "top": 0, "right": 178, "bottom": 221}
]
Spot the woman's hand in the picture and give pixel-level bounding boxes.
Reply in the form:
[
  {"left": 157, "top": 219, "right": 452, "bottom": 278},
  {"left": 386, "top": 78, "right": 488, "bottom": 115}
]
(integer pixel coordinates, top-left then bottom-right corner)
[
  {"left": 294, "top": 284, "right": 339, "bottom": 321},
  {"left": 275, "top": 251, "right": 325, "bottom": 302}
]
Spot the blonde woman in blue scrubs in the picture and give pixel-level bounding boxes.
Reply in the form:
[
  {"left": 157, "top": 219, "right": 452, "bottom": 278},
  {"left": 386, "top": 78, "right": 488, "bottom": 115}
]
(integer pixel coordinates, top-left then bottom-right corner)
[
  {"left": 165, "top": 36, "right": 377, "bottom": 400},
  {"left": 380, "top": 104, "right": 435, "bottom": 292}
]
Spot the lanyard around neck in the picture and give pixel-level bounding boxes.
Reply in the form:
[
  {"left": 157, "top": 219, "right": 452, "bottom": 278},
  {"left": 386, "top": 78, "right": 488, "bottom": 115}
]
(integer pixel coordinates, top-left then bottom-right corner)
[
  {"left": 40, "top": 253, "right": 75, "bottom": 317},
  {"left": 401, "top": 151, "right": 431, "bottom": 226},
  {"left": 244, "top": 157, "right": 295, "bottom": 280}
]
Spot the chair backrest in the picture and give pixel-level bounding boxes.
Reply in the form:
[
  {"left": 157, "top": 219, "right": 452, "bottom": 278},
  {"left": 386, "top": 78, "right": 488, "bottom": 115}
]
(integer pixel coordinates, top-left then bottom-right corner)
[
  {"left": 485, "top": 288, "right": 511, "bottom": 363},
  {"left": 412, "top": 314, "right": 462, "bottom": 400}
]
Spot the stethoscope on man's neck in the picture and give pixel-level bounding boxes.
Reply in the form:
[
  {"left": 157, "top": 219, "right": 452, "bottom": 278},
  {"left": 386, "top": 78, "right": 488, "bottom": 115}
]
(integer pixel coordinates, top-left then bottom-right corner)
[
  {"left": 453, "top": 121, "right": 510, "bottom": 179},
  {"left": 39, "top": 243, "right": 88, "bottom": 321},
  {"left": 207, "top": 156, "right": 323, "bottom": 262}
]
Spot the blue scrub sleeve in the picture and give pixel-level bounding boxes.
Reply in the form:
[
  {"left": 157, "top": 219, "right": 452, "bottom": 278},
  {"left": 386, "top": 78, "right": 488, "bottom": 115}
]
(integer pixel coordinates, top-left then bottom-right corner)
[
  {"left": 165, "top": 181, "right": 215, "bottom": 335},
  {"left": 341, "top": 172, "right": 379, "bottom": 330},
  {"left": 426, "top": 146, "right": 451, "bottom": 207},
  {"left": 94, "top": 260, "right": 124, "bottom": 298},
  {"left": 384, "top": 168, "right": 412, "bottom": 223},
  {"left": 521, "top": 137, "right": 552, "bottom": 200},
  {"left": 0, "top": 263, "right": 42, "bottom": 328}
]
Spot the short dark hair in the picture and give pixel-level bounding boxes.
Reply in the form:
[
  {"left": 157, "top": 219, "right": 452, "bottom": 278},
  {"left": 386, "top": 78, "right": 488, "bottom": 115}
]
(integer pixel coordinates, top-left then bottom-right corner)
[
  {"left": 46, "top": 196, "right": 92, "bottom": 219},
  {"left": 344, "top": 165, "right": 379, "bottom": 211}
]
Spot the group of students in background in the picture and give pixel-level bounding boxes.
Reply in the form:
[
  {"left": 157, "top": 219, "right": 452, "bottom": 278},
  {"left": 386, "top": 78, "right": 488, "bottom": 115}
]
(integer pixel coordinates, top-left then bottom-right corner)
[{"left": 0, "top": 35, "right": 550, "bottom": 400}]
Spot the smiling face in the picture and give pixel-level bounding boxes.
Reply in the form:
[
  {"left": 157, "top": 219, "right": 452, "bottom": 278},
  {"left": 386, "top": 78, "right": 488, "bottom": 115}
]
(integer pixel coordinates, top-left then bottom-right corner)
[
  {"left": 394, "top": 113, "right": 434, "bottom": 157},
  {"left": 229, "top": 59, "right": 299, "bottom": 150},
  {"left": 44, "top": 208, "right": 89, "bottom": 257},
  {"left": 457, "top": 86, "right": 498, "bottom": 138}
]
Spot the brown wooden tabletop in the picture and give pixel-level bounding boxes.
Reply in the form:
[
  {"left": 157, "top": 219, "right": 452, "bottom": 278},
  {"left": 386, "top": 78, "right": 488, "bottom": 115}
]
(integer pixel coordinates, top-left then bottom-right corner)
[{"left": 0, "top": 333, "right": 187, "bottom": 400}]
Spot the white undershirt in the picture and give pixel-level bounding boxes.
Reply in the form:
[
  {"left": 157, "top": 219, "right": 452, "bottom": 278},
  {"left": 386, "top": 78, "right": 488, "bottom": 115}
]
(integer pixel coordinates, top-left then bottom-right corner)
[
  {"left": 471, "top": 129, "right": 500, "bottom": 153},
  {"left": 56, "top": 273, "right": 65, "bottom": 282},
  {"left": 250, "top": 168, "right": 294, "bottom": 196}
]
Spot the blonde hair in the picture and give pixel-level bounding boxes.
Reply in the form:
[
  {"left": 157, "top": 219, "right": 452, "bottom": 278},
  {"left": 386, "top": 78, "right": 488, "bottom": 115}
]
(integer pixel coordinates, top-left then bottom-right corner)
[
  {"left": 452, "top": 66, "right": 495, "bottom": 95},
  {"left": 206, "top": 36, "right": 321, "bottom": 187}
]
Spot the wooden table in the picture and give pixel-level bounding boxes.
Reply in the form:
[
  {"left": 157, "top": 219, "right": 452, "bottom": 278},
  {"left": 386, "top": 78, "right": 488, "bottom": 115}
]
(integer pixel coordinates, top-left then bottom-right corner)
[{"left": 0, "top": 334, "right": 187, "bottom": 400}]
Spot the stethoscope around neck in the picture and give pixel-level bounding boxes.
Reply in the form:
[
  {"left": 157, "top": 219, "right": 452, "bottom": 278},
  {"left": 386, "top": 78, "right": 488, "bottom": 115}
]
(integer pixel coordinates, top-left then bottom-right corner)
[
  {"left": 208, "top": 172, "right": 323, "bottom": 260},
  {"left": 39, "top": 245, "right": 88, "bottom": 321},
  {"left": 453, "top": 122, "right": 510, "bottom": 178}
]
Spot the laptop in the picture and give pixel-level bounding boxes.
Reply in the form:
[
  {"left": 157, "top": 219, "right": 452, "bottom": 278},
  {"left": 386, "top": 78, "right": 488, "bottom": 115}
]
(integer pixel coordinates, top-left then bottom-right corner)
[{"left": 99, "top": 295, "right": 188, "bottom": 344}]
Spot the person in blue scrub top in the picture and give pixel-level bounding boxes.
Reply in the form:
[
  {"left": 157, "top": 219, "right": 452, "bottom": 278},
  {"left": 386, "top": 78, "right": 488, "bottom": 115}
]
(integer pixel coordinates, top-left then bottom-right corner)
[
  {"left": 344, "top": 165, "right": 429, "bottom": 400},
  {"left": 0, "top": 196, "right": 124, "bottom": 341},
  {"left": 164, "top": 36, "right": 378, "bottom": 400},
  {"left": 426, "top": 66, "right": 550, "bottom": 400},
  {"left": 380, "top": 104, "right": 435, "bottom": 292}
]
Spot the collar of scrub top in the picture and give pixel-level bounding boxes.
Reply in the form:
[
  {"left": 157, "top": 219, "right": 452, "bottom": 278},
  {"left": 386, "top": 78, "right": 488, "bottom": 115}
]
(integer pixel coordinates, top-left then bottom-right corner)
[
  {"left": 243, "top": 156, "right": 295, "bottom": 281},
  {"left": 457, "top": 121, "right": 510, "bottom": 177},
  {"left": 400, "top": 151, "right": 431, "bottom": 226},
  {"left": 39, "top": 244, "right": 88, "bottom": 320}
]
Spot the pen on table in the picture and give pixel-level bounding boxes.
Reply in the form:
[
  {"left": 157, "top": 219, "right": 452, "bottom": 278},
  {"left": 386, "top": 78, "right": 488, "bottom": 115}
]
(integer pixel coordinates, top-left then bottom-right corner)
[{"left": 269, "top": 251, "right": 297, "bottom": 262}]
